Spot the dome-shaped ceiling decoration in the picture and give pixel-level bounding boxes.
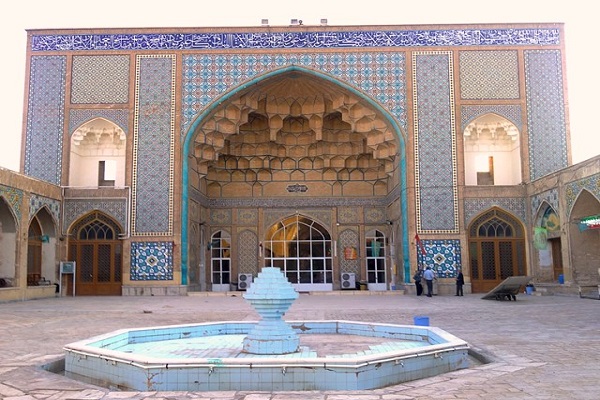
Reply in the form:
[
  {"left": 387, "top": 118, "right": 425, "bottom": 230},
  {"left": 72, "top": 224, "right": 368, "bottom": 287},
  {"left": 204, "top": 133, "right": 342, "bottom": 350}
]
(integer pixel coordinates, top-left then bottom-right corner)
[{"left": 192, "top": 71, "right": 398, "bottom": 184}]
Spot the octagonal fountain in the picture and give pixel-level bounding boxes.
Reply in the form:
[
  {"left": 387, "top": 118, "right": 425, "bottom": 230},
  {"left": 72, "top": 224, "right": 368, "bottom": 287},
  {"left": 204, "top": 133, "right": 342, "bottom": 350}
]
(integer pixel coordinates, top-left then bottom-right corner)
[{"left": 63, "top": 267, "right": 470, "bottom": 391}]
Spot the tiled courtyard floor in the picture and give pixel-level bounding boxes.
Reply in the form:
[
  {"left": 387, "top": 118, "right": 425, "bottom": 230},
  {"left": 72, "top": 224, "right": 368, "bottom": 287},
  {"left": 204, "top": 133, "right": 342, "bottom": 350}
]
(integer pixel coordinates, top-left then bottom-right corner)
[{"left": 0, "top": 291, "right": 598, "bottom": 399}]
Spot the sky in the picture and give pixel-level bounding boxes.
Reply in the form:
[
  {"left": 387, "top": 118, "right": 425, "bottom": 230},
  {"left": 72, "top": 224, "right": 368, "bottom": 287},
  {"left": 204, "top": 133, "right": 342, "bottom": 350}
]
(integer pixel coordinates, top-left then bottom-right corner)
[{"left": 1, "top": 0, "right": 598, "bottom": 172}]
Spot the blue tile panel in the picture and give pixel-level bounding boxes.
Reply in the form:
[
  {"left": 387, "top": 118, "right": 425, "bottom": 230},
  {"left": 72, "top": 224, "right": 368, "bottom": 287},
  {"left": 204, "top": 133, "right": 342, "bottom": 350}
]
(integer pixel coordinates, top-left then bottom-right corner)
[
  {"left": 69, "top": 109, "right": 129, "bottom": 136},
  {"left": 459, "top": 50, "right": 520, "bottom": 99},
  {"left": 31, "top": 28, "right": 560, "bottom": 52},
  {"left": 29, "top": 195, "right": 61, "bottom": 223},
  {"left": 0, "top": 186, "right": 23, "bottom": 221},
  {"left": 531, "top": 188, "right": 559, "bottom": 221},
  {"left": 71, "top": 55, "right": 130, "bottom": 104},
  {"left": 181, "top": 52, "right": 407, "bottom": 136},
  {"left": 416, "top": 239, "right": 462, "bottom": 278},
  {"left": 130, "top": 241, "right": 174, "bottom": 281},
  {"left": 131, "top": 55, "right": 176, "bottom": 235},
  {"left": 62, "top": 199, "right": 128, "bottom": 236},
  {"left": 524, "top": 50, "right": 568, "bottom": 180},
  {"left": 461, "top": 104, "right": 523, "bottom": 132},
  {"left": 24, "top": 56, "right": 66, "bottom": 185},
  {"left": 565, "top": 174, "right": 600, "bottom": 218},
  {"left": 413, "top": 52, "right": 458, "bottom": 233},
  {"left": 102, "top": 334, "right": 426, "bottom": 360},
  {"left": 464, "top": 198, "right": 526, "bottom": 227}
]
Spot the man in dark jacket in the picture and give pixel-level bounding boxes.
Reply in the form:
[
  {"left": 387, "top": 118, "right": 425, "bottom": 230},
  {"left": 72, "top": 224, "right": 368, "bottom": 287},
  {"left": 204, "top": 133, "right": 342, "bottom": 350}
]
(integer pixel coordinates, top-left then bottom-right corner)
[
  {"left": 413, "top": 269, "right": 423, "bottom": 296},
  {"left": 455, "top": 268, "right": 464, "bottom": 296}
]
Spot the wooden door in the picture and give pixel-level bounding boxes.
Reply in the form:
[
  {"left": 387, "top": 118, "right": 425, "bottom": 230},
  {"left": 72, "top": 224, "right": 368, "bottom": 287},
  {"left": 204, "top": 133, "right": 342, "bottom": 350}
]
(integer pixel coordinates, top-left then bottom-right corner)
[
  {"left": 468, "top": 208, "right": 526, "bottom": 293},
  {"left": 68, "top": 212, "right": 122, "bottom": 296},
  {"left": 550, "top": 238, "right": 563, "bottom": 281}
]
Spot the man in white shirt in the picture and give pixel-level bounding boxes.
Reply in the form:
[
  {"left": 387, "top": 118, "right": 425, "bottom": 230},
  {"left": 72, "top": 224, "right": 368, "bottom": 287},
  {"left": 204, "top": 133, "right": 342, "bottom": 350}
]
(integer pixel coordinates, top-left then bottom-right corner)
[{"left": 423, "top": 266, "right": 435, "bottom": 297}]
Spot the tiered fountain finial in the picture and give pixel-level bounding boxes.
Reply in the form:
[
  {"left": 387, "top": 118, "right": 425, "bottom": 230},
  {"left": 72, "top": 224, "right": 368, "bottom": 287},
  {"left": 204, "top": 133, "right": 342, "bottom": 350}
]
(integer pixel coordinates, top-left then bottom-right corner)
[{"left": 242, "top": 267, "right": 300, "bottom": 354}]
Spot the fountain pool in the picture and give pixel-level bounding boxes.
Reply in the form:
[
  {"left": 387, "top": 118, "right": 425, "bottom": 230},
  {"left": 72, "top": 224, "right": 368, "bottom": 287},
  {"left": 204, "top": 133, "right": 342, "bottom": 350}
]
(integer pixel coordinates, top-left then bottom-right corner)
[
  {"left": 63, "top": 319, "right": 469, "bottom": 391},
  {"left": 63, "top": 268, "right": 469, "bottom": 391}
]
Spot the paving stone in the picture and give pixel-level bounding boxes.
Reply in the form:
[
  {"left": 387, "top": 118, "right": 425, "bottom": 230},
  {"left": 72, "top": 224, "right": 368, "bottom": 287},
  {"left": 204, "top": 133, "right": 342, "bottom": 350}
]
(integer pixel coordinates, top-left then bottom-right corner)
[{"left": 0, "top": 293, "right": 598, "bottom": 399}]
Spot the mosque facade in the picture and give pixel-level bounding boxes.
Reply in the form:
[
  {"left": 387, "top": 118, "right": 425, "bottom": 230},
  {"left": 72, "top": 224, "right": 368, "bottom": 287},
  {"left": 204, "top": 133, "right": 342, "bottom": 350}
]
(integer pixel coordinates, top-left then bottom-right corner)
[{"left": 1, "top": 22, "right": 599, "bottom": 301}]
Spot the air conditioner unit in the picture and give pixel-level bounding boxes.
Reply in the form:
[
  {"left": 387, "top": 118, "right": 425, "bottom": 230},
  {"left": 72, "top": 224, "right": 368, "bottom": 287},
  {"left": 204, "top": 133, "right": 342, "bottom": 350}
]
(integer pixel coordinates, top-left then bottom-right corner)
[
  {"left": 341, "top": 272, "right": 356, "bottom": 289},
  {"left": 238, "top": 274, "right": 253, "bottom": 290}
]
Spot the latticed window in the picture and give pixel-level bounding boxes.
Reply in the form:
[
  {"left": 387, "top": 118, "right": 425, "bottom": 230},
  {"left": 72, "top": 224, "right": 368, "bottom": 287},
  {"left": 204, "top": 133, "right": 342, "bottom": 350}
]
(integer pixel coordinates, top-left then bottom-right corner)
[
  {"left": 470, "top": 209, "right": 523, "bottom": 238},
  {"left": 71, "top": 212, "right": 120, "bottom": 240}
]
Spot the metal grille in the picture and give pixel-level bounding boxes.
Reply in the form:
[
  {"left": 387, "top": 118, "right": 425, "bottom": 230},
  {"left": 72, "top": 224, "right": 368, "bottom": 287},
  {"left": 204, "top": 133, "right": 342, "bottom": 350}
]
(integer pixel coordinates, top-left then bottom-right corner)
[
  {"left": 114, "top": 244, "right": 122, "bottom": 283},
  {"left": 516, "top": 241, "right": 526, "bottom": 276},
  {"left": 481, "top": 241, "right": 496, "bottom": 279},
  {"left": 97, "top": 244, "right": 111, "bottom": 282},
  {"left": 80, "top": 244, "right": 94, "bottom": 283},
  {"left": 499, "top": 241, "right": 514, "bottom": 279},
  {"left": 469, "top": 242, "right": 479, "bottom": 279}
]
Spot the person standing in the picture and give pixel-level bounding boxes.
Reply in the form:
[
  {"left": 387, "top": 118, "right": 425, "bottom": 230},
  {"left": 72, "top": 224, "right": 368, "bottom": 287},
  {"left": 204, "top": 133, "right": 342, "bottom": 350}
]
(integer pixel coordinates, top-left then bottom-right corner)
[
  {"left": 413, "top": 269, "right": 423, "bottom": 296},
  {"left": 423, "top": 266, "right": 435, "bottom": 297},
  {"left": 455, "top": 268, "right": 464, "bottom": 296}
]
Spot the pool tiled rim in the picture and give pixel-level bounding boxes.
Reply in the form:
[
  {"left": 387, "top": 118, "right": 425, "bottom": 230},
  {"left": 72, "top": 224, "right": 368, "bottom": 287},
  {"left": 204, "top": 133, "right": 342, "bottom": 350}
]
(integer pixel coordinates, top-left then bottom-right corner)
[{"left": 63, "top": 320, "right": 469, "bottom": 391}]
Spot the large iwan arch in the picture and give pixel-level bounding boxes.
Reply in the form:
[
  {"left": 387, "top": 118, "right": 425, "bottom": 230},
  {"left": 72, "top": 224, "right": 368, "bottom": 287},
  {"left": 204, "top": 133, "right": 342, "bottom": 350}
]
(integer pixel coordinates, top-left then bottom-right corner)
[{"left": 181, "top": 66, "right": 409, "bottom": 289}]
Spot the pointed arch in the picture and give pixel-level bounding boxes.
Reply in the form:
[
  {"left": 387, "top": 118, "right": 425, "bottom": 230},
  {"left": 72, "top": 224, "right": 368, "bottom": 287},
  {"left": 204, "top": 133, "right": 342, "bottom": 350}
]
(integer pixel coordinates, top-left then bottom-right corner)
[
  {"left": 462, "top": 111, "right": 521, "bottom": 133},
  {"left": 568, "top": 189, "right": 600, "bottom": 286},
  {"left": 30, "top": 205, "right": 59, "bottom": 233},
  {"left": 263, "top": 214, "right": 333, "bottom": 291},
  {"left": 0, "top": 196, "right": 18, "bottom": 287},
  {"left": 67, "top": 211, "right": 123, "bottom": 295},
  {"left": 27, "top": 207, "right": 58, "bottom": 286},
  {"left": 181, "top": 65, "right": 409, "bottom": 285},
  {"left": 532, "top": 201, "right": 564, "bottom": 283},
  {"left": 534, "top": 201, "right": 560, "bottom": 235},
  {"left": 69, "top": 117, "right": 127, "bottom": 187},
  {"left": 463, "top": 113, "right": 522, "bottom": 186},
  {"left": 467, "top": 207, "right": 527, "bottom": 293},
  {"left": 365, "top": 229, "right": 388, "bottom": 291},
  {"left": 568, "top": 188, "right": 600, "bottom": 219},
  {"left": 209, "top": 230, "right": 232, "bottom": 292}
]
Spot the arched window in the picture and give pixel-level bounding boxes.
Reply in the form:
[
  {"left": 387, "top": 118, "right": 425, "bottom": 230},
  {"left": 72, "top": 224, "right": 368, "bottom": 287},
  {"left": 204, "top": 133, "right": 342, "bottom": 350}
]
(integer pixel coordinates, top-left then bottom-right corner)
[
  {"left": 68, "top": 212, "right": 122, "bottom": 296},
  {"left": 210, "top": 231, "right": 231, "bottom": 291},
  {"left": 468, "top": 208, "right": 526, "bottom": 293},
  {"left": 366, "top": 229, "right": 387, "bottom": 290},
  {"left": 264, "top": 215, "right": 332, "bottom": 291}
]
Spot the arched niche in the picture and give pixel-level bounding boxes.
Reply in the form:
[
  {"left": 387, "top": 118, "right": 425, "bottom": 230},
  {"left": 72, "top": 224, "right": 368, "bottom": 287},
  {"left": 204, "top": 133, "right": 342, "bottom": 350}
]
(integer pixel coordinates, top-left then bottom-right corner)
[
  {"left": 463, "top": 113, "right": 522, "bottom": 185},
  {"left": 0, "top": 197, "right": 18, "bottom": 286},
  {"left": 69, "top": 118, "right": 126, "bottom": 187},
  {"left": 569, "top": 190, "right": 600, "bottom": 285},
  {"left": 27, "top": 207, "right": 58, "bottom": 286},
  {"left": 532, "top": 203, "right": 563, "bottom": 282}
]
